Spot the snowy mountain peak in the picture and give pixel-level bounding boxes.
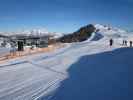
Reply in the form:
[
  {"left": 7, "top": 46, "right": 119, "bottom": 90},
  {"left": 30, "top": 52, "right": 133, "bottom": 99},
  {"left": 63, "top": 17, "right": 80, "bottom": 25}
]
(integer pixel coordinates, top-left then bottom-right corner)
[
  {"left": 95, "top": 24, "right": 127, "bottom": 34},
  {"left": 94, "top": 24, "right": 128, "bottom": 39},
  {"left": 95, "top": 24, "right": 110, "bottom": 30}
]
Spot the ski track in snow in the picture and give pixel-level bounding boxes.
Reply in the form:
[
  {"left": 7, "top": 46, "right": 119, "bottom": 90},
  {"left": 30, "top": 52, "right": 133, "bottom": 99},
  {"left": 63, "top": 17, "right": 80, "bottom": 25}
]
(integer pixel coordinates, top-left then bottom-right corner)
[{"left": 0, "top": 32, "right": 131, "bottom": 100}]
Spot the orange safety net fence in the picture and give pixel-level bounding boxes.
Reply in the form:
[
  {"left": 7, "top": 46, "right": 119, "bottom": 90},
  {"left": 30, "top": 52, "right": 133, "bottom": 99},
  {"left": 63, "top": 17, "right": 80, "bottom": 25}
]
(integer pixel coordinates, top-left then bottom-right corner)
[{"left": 0, "top": 43, "right": 65, "bottom": 63}]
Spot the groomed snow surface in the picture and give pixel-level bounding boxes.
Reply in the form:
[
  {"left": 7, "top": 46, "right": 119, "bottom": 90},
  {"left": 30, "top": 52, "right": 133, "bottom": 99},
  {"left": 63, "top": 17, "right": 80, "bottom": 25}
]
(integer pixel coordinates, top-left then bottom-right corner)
[{"left": 0, "top": 31, "right": 132, "bottom": 100}]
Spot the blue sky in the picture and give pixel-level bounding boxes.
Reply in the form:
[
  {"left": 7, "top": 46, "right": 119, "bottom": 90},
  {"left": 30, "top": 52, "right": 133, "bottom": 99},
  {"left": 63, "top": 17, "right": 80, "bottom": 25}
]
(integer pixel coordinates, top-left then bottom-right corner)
[{"left": 0, "top": 0, "right": 132, "bottom": 33}]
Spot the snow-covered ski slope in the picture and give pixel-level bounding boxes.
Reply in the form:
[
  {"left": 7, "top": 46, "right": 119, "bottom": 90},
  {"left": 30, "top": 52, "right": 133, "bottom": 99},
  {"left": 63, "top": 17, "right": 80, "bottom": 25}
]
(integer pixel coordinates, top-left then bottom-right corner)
[{"left": 0, "top": 26, "right": 133, "bottom": 100}]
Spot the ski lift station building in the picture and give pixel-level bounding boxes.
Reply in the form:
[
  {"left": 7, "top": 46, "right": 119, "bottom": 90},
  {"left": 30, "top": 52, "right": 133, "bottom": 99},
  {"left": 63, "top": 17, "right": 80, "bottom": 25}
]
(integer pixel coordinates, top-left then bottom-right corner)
[{"left": 10, "top": 35, "right": 53, "bottom": 50}]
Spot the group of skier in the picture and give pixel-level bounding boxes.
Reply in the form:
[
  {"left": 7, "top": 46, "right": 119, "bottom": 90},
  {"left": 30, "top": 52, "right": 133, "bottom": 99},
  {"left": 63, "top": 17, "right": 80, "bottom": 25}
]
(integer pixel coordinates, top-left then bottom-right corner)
[
  {"left": 122, "top": 40, "right": 133, "bottom": 47},
  {"left": 109, "top": 39, "right": 133, "bottom": 47}
]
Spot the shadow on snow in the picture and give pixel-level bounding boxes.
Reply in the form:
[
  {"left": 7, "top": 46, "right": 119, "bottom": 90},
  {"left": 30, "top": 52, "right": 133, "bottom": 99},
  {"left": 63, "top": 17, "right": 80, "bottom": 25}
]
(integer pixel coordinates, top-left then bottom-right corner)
[{"left": 40, "top": 47, "right": 133, "bottom": 100}]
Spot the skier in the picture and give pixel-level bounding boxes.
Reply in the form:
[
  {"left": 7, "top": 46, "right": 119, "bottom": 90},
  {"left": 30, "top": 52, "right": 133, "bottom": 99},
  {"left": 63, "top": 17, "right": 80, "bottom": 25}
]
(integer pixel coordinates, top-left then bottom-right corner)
[
  {"left": 123, "top": 40, "right": 125, "bottom": 45},
  {"left": 122, "top": 40, "right": 125, "bottom": 45},
  {"left": 30, "top": 45, "right": 34, "bottom": 50},
  {"left": 130, "top": 41, "right": 133, "bottom": 47},
  {"left": 109, "top": 39, "right": 113, "bottom": 46},
  {"left": 125, "top": 40, "right": 127, "bottom": 46}
]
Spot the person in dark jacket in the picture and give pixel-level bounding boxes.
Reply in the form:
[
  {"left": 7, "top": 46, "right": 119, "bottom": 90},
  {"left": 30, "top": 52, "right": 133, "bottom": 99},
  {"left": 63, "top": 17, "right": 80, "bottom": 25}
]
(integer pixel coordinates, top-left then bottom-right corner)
[
  {"left": 125, "top": 40, "right": 127, "bottom": 46},
  {"left": 123, "top": 40, "right": 125, "bottom": 45},
  {"left": 123, "top": 40, "right": 126, "bottom": 45},
  {"left": 130, "top": 41, "right": 133, "bottom": 47},
  {"left": 109, "top": 39, "right": 113, "bottom": 46}
]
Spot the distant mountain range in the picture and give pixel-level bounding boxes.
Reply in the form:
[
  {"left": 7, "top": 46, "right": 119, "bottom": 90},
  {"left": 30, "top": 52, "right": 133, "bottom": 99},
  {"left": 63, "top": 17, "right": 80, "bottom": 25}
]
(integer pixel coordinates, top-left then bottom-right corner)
[
  {"left": 0, "top": 24, "right": 128, "bottom": 41},
  {"left": 0, "top": 29, "right": 64, "bottom": 39}
]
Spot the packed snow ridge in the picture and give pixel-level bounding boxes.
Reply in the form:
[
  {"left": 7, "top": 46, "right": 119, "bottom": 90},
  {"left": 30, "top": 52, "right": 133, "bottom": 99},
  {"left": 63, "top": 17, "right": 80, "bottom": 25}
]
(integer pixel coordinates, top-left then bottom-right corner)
[{"left": 0, "top": 24, "right": 133, "bottom": 100}]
